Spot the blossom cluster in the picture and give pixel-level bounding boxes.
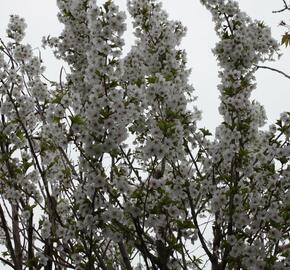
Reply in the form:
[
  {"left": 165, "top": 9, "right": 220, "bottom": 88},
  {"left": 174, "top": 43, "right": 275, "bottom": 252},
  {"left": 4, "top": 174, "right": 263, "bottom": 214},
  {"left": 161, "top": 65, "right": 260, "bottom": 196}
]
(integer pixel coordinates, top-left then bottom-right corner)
[{"left": 199, "top": 0, "right": 290, "bottom": 269}]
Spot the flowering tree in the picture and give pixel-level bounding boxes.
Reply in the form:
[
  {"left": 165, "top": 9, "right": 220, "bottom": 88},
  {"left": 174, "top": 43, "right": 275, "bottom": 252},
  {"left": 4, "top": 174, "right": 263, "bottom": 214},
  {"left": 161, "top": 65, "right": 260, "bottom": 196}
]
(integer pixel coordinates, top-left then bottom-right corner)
[{"left": 0, "top": 0, "right": 289, "bottom": 269}]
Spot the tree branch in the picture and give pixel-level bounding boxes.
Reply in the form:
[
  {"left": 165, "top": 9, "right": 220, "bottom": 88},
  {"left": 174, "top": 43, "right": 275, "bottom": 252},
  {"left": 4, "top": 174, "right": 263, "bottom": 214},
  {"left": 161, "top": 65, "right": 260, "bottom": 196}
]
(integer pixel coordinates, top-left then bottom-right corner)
[
  {"left": 255, "top": 64, "right": 290, "bottom": 80},
  {"left": 118, "top": 241, "right": 133, "bottom": 270},
  {"left": 0, "top": 203, "right": 16, "bottom": 268},
  {"left": 27, "top": 209, "right": 34, "bottom": 270},
  {"left": 185, "top": 185, "right": 218, "bottom": 267},
  {"left": 273, "top": 0, "right": 290, "bottom": 13},
  {"left": 12, "top": 204, "right": 22, "bottom": 270},
  {"left": 0, "top": 257, "right": 14, "bottom": 268}
]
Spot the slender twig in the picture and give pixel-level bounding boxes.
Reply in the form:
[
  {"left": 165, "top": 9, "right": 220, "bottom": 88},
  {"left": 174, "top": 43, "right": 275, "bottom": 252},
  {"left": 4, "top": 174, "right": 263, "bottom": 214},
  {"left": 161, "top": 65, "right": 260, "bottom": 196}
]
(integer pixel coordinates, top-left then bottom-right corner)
[
  {"left": 273, "top": 0, "right": 290, "bottom": 13},
  {"left": 224, "top": 13, "right": 234, "bottom": 35},
  {"left": 255, "top": 65, "right": 290, "bottom": 80},
  {"left": 0, "top": 257, "right": 14, "bottom": 268},
  {"left": 185, "top": 185, "right": 217, "bottom": 267},
  {"left": 184, "top": 141, "right": 203, "bottom": 179},
  {"left": 119, "top": 146, "right": 142, "bottom": 182}
]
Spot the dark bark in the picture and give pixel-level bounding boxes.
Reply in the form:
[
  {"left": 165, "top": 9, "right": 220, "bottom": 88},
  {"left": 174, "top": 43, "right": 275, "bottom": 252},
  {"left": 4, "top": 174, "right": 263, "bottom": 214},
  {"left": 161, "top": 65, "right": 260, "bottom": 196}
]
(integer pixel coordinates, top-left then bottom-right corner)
[
  {"left": 12, "top": 204, "right": 23, "bottom": 270},
  {"left": 118, "top": 242, "right": 133, "bottom": 270},
  {"left": 28, "top": 209, "right": 34, "bottom": 270}
]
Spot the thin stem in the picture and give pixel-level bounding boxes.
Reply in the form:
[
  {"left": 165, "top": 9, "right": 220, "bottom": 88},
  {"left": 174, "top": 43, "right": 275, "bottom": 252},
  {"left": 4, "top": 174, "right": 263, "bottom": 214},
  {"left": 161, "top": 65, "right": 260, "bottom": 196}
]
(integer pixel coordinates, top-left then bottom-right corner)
[
  {"left": 255, "top": 64, "right": 290, "bottom": 80},
  {"left": 273, "top": 0, "right": 290, "bottom": 13}
]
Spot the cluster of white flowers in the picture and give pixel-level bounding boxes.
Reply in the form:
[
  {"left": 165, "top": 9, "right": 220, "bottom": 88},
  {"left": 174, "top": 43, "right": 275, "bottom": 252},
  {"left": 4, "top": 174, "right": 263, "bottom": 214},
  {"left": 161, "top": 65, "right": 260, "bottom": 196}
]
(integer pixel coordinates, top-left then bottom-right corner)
[
  {"left": 6, "top": 15, "right": 27, "bottom": 43},
  {"left": 125, "top": 0, "right": 200, "bottom": 163},
  {"left": 199, "top": 0, "right": 290, "bottom": 269}
]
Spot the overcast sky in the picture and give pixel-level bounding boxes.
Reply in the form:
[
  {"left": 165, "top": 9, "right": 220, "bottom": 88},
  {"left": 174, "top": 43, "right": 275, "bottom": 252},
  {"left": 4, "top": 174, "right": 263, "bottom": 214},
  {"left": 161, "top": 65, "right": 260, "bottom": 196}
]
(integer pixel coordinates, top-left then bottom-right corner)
[{"left": 1, "top": 0, "right": 289, "bottom": 134}]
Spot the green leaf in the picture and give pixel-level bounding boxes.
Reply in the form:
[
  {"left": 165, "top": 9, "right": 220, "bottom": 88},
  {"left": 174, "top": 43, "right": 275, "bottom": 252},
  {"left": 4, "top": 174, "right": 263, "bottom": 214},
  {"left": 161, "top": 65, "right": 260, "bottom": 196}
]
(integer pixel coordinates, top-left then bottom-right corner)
[
  {"left": 109, "top": 80, "right": 118, "bottom": 88},
  {"left": 69, "top": 115, "right": 84, "bottom": 125},
  {"left": 95, "top": 69, "right": 102, "bottom": 76},
  {"left": 135, "top": 78, "right": 144, "bottom": 87},
  {"left": 176, "top": 219, "right": 195, "bottom": 229},
  {"left": 100, "top": 107, "right": 112, "bottom": 119},
  {"left": 26, "top": 257, "right": 38, "bottom": 267},
  {"left": 199, "top": 128, "right": 212, "bottom": 137},
  {"left": 52, "top": 116, "right": 61, "bottom": 124},
  {"left": 238, "top": 148, "right": 248, "bottom": 159},
  {"left": 157, "top": 120, "right": 175, "bottom": 136},
  {"left": 147, "top": 76, "right": 157, "bottom": 84},
  {"left": 276, "top": 119, "right": 283, "bottom": 128},
  {"left": 51, "top": 94, "right": 62, "bottom": 104},
  {"left": 281, "top": 33, "right": 290, "bottom": 47},
  {"left": 63, "top": 10, "right": 73, "bottom": 18},
  {"left": 74, "top": 243, "right": 84, "bottom": 253},
  {"left": 16, "top": 128, "right": 24, "bottom": 139},
  {"left": 22, "top": 160, "right": 33, "bottom": 173},
  {"left": 104, "top": 0, "right": 113, "bottom": 13},
  {"left": 40, "top": 140, "right": 56, "bottom": 154},
  {"left": 165, "top": 108, "right": 179, "bottom": 120},
  {"left": 130, "top": 189, "right": 143, "bottom": 199},
  {"left": 1, "top": 251, "right": 9, "bottom": 258},
  {"left": 0, "top": 153, "right": 10, "bottom": 163},
  {"left": 223, "top": 87, "right": 235, "bottom": 96},
  {"left": 62, "top": 167, "right": 72, "bottom": 178},
  {"left": 0, "top": 132, "right": 8, "bottom": 144},
  {"left": 278, "top": 156, "right": 288, "bottom": 164},
  {"left": 257, "top": 20, "right": 265, "bottom": 28},
  {"left": 222, "top": 32, "right": 230, "bottom": 39}
]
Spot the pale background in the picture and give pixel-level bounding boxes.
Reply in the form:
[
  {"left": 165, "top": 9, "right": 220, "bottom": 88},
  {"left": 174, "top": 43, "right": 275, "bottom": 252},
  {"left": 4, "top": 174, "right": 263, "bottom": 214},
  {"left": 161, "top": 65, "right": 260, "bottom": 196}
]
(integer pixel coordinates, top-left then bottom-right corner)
[{"left": 0, "top": 0, "right": 289, "bottom": 268}]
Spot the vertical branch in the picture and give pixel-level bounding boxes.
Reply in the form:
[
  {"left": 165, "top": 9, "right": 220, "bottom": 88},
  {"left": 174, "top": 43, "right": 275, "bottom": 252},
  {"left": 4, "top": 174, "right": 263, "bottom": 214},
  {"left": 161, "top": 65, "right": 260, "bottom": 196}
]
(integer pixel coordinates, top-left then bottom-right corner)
[
  {"left": 185, "top": 185, "right": 218, "bottom": 268},
  {"left": 0, "top": 203, "right": 16, "bottom": 268},
  {"left": 44, "top": 195, "right": 57, "bottom": 270},
  {"left": 12, "top": 204, "right": 22, "bottom": 270},
  {"left": 95, "top": 251, "right": 109, "bottom": 270},
  {"left": 118, "top": 241, "right": 133, "bottom": 270},
  {"left": 2, "top": 81, "right": 61, "bottom": 269},
  {"left": 27, "top": 209, "right": 34, "bottom": 270}
]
